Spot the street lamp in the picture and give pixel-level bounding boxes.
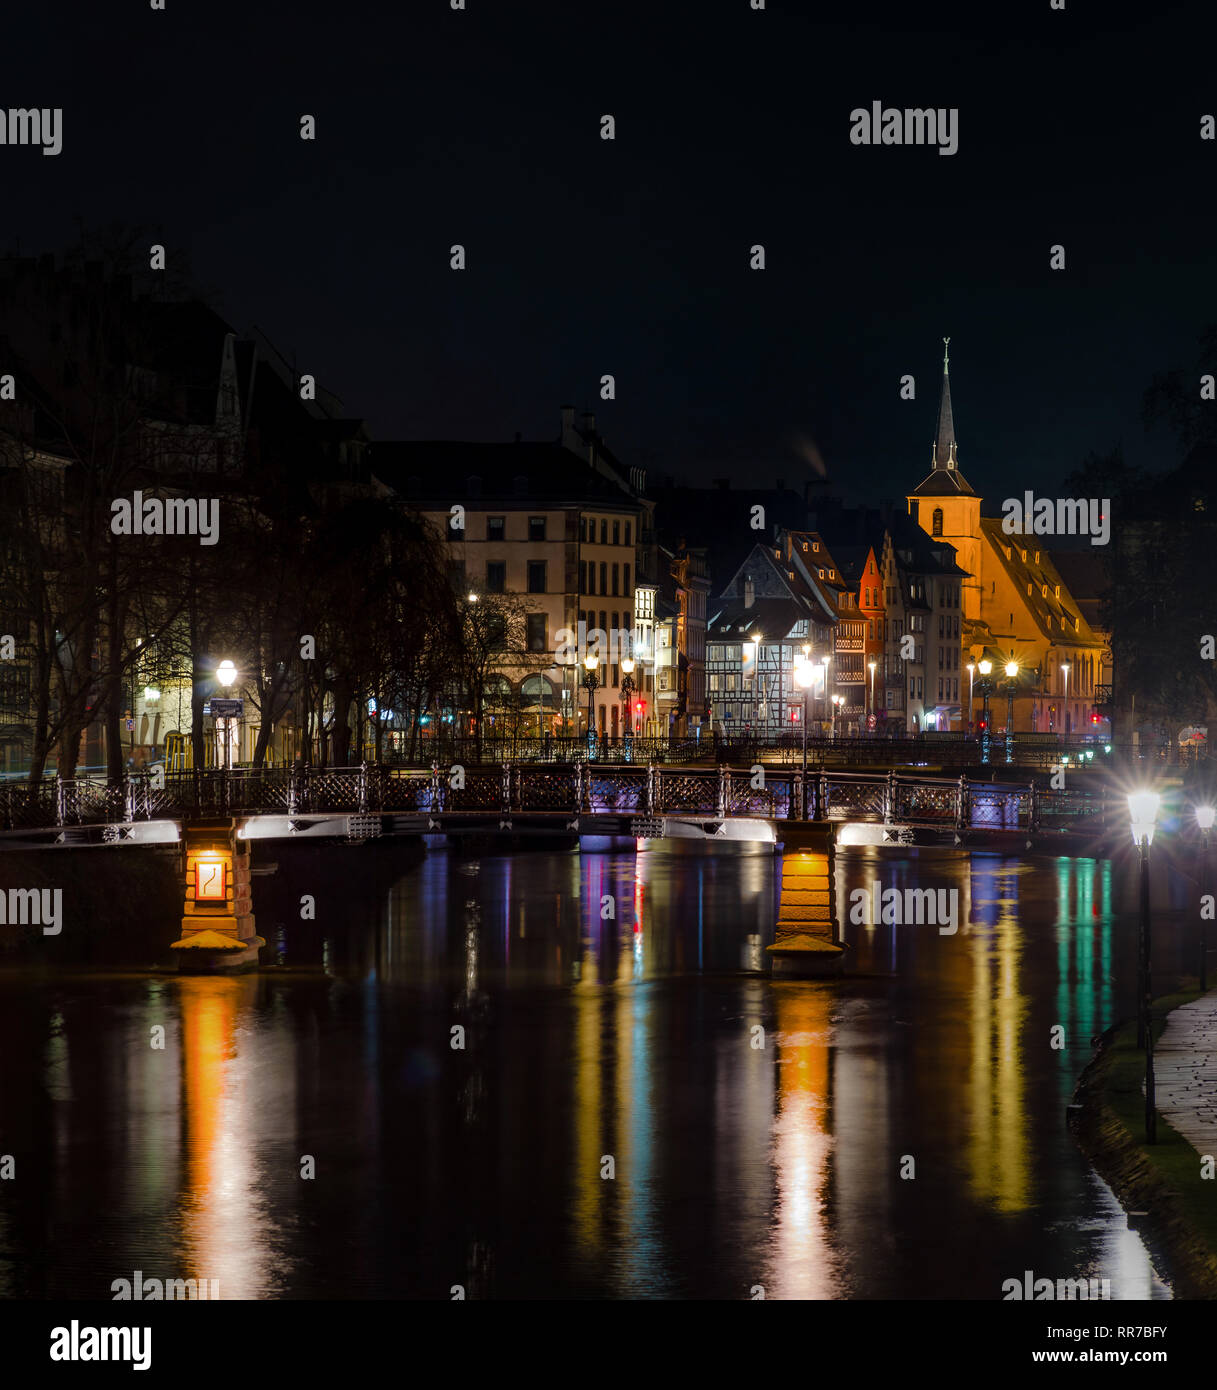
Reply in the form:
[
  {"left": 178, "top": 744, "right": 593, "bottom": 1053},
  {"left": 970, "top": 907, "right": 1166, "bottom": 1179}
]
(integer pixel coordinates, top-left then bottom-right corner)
[
  {"left": 1197, "top": 804, "right": 1215, "bottom": 991},
  {"left": 620, "top": 656, "right": 636, "bottom": 757},
  {"left": 1128, "top": 790, "right": 1161, "bottom": 1142},
  {"left": 977, "top": 659, "right": 993, "bottom": 764},
  {"left": 752, "top": 634, "right": 763, "bottom": 742},
  {"left": 820, "top": 654, "right": 831, "bottom": 732},
  {"left": 794, "top": 660, "right": 815, "bottom": 805},
  {"left": 583, "top": 653, "right": 600, "bottom": 756},
  {"left": 831, "top": 693, "right": 844, "bottom": 741},
  {"left": 868, "top": 660, "right": 877, "bottom": 731},
  {"left": 966, "top": 662, "right": 975, "bottom": 734},
  {"left": 1004, "top": 660, "right": 1019, "bottom": 765},
  {"left": 216, "top": 660, "right": 237, "bottom": 771},
  {"left": 1061, "top": 662, "right": 1070, "bottom": 736}
]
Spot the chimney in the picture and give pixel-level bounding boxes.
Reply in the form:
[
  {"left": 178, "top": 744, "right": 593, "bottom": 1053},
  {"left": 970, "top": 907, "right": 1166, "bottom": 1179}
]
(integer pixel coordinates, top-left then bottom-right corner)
[
  {"left": 744, "top": 576, "right": 755, "bottom": 609},
  {"left": 581, "top": 411, "right": 596, "bottom": 436}
]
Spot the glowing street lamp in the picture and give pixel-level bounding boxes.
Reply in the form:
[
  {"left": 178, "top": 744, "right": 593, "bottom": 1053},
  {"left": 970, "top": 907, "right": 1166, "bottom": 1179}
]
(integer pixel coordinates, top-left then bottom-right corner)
[
  {"left": 1061, "top": 662, "right": 1071, "bottom": 735},
  {"left": 966, "top": 662, "right": 975, "bottom": 733},
  {"left": 1128, "top": 789, "right": 1161, "bottom": 1143},
  {"left": 1196, "top": 804, "right": 1215, "bottom": 991},
  {"left": 977, "top": 659, "right": 993, "bottom": 764},
  {"left": 583, "top": 653, "right": 600, "bottom": 756},
  {"left": 752, "top": 635, "right": 763, "bottom": 738},
  {"left": 794, "top": 659, "right": 815, "bottom": 785},
  {"left": 1004, "top": 660, "right": 1019, "bottom": 764},
  {"left": 216, "top": 660, "right": 237, "bottom": 771},
  {"left": 620, "top": 655, "right": 636, "bottom": 754},
  {"left": 868, "top": 659, "right": 877, "bottom": 729}
]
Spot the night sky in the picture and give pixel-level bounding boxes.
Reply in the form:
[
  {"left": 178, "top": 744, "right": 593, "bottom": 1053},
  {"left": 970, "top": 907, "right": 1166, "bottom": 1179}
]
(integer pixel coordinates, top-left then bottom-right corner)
[{"left": 5, "top": 0, "right": 1215, "bottom": 502}]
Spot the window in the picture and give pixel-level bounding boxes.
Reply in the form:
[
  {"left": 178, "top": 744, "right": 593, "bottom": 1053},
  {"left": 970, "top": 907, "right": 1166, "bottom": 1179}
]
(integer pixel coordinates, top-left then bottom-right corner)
[
  {"left": 600, "top": 562, "right": 607, "bottom": 594},
  {"left": 600, "top": 519, "right": 607, "bottom": 545},
  {"left": 625, "top": 522, "right": 631, "bottom": 546},
  {"left": 448, "top": 561, "right": 465, "bottom": 589},
  {"left": 932, "top": 508, "right": 944, "bottom": 537},
  {"left": 580, "top": 517, "right": 587, "bottom": 542},
  {"left": 486, "top": 562, "right": 506, "bottom": 593},
  {"left": 487, "top": 516, "right": 505, "bottom": 541},
  {"left": 526, "top": 614, "right": 547, "bottom": 652},
  {"left": 582, "top": 562, "right": 591, "bottom": 594},
  {"left": 624, "top": 564, "right": 631, "bottom": 594},
  {"left": 612, "top": 563, "right": 619, "bottom": 596},
  {"left": 812, "top": 541, "right": 820, "bottom": 552},
  {"left": 527, "top": 561, "right": 546, "bottom": 594},
  {"left": 526, "top": 515, "right": 546, "bottom": 543},
  {"left": 612, "top": 520, "right": 620, "bottom": 545}
]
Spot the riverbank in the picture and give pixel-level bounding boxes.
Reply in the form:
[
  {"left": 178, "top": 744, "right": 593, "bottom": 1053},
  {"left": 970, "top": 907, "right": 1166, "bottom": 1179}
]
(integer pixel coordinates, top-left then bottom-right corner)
[{"left": 1069, "top": 990, "right": 1217, "bottom": 1299}]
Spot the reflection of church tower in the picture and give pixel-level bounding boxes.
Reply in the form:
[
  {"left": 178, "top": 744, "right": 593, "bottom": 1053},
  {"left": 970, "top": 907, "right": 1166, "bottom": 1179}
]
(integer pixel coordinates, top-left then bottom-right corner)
[{"left": 907, "top": 339, "right": 983, "bottom": 622}]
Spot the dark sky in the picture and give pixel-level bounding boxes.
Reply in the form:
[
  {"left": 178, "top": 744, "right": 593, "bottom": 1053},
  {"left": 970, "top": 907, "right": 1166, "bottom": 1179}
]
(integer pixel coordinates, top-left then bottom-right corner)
[{"left": 4, "top": 0, "right": 1216, "bottom": 503}]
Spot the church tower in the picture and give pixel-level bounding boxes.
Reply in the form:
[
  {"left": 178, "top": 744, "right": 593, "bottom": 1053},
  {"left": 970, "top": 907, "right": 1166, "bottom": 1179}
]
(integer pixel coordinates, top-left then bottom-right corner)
[{"left": 907, "top": 338, "right": 983, "bottom": 622}]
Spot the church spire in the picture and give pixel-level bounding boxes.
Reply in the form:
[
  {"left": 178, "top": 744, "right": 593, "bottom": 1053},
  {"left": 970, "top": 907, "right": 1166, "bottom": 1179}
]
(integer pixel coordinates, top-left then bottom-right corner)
[{"left": 932, "top": 336, "right": 957, "bottom": 471}]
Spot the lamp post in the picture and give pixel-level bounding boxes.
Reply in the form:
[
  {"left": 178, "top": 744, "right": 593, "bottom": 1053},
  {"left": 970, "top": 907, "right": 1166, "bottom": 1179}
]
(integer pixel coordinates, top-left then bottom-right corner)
[
  {"left": 977, "top": 659, "right": 993, "bottom": 764},
  {"left": 1197, "top": 805, "right": 1215, "bottom": 992},
  {"left": 831, "top": 693, "right": 844, "bottom": 741},
  {"left": 752, "top": 634, "right": 763, "bottom": 746},
  {"left": 1004, "top": 660, "right": 1019, "bottom": 765},
  {"left": 1061, "top": 662, "right": 1070, "bottom": 737},
  {"left": 868, "top": 659, "right": 877, "bottom": 731},
  {"left": 820, "top": 654, "right": 831, "bottom": 734},
  {"left": 620, "top": 656, "right": 636, "bottom": 760},
  {"left": 216, "top": 659, "right": 237, "bottom": 771},
  {"left": 795, "top": 660, "right": 814, "bottom": 807},
  {"left": 1129, "top": 790, "right": 1161, "bottom": 1143},
  {"left": 966, "top": 662, "right": 975, "bottom": 734},
  {"left": 583, "top": 654, "right": 600, "bottom": 759}
]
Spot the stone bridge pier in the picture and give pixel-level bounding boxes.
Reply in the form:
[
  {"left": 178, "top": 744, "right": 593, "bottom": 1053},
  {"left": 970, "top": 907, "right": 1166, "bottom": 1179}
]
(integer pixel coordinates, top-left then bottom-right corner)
[
  {"left": 767, "top": 821, "right": 844, "bottom": 976},
  {"left": 170, "top": 819, "right": 263, "bottom": 972}
]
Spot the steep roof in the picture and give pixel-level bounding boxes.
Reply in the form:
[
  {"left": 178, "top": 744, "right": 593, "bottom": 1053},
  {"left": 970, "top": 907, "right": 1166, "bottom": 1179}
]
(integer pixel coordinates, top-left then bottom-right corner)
[
  {"left": 910, "top": 338, "right": 976, "bottom": 497},
  {"left": 980, "top": 519, "right": 1105, "bottom": 649}
]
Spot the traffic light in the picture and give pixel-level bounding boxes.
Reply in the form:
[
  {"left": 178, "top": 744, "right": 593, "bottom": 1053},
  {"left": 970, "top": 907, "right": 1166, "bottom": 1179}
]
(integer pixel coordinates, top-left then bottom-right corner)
[{"left": 1091, "top": 711, "right": 1100, "bottom": 724}]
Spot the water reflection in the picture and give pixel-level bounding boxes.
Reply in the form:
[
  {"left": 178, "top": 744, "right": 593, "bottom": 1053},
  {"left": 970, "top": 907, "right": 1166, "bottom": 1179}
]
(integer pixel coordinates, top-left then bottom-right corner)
[{"left": 0, "top": 840, "right": 1177, "bottom": 1298}]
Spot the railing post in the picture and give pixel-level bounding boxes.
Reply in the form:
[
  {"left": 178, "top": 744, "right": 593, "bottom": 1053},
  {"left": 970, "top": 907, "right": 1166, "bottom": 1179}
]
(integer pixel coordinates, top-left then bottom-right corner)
[
  {"left": 502, "top": 761, "right": 512, "bottom": 817},
  {"left": 430, "top": 761, "right": 442, "bottom": 813},
  {"left": 818, "top": 769, "right": 828, "bottom": 821},
  {"left": 125, "top": 774, "right": 137, "bottom": 823},
  {"left": 653, "top": 765, "right": 662, "bottom": 815},
  {"left": 885, "top": 769, "right": 896, "bottom": 825},
  {"left": 289, "top": 764, "right": 301, "bottom": 816},
  {"left": 794, "top": 770, "right": 804, "bottom": 821},
  {"left": 56, "top": 773, "right": 66, "bottom": 827},
  {"left": 358, "top": 761, "right": 369, "bottom": 813},
  {"left": 1028, "top": 780, "right": 1040, "bottom": 831},
  {"left": 575, "top": 759, "right": 585, "bottom": 816},
  {"left": 646, "top": 761, "right": 655, "bottom": 815},
  {"left": 718, "top": 765, "right": 728, "bottom": 820},
  {"left": 955, "top": 773, "right": 967, "bottom": 831}
]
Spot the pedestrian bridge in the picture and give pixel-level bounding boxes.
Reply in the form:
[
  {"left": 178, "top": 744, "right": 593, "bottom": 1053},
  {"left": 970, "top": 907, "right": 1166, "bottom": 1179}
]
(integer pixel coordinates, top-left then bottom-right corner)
[{"left": 0, "top": 762, "right": 1119, "bottom": 849}]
